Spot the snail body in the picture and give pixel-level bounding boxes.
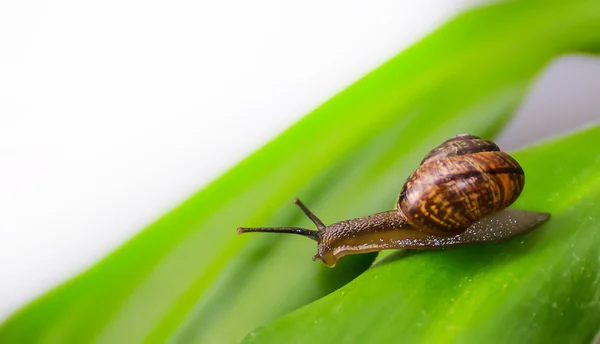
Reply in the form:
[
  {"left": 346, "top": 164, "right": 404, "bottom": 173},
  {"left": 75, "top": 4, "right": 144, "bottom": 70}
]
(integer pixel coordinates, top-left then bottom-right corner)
[{"left": 238, "top": 134, "right": 550, "bottom": 267}]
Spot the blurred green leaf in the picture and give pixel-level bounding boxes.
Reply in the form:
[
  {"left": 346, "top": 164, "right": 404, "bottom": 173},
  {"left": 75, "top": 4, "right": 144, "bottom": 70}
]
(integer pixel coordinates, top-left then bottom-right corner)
[
  {"left": 2, "top": 1, "right": 600, "bottom": 343},
  {"left": 242, "top": 125, "right": 600, "bottom": 344}
]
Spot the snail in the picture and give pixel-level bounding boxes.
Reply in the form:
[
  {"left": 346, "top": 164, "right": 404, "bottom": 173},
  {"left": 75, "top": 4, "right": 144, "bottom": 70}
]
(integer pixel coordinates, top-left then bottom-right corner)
[{"left": 238, "top": 134, "right": 550, "bottom": 267}]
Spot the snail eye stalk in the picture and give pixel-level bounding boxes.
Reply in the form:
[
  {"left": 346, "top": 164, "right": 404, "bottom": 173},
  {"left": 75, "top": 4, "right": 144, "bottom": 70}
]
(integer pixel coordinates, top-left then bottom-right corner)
[
  {"left": 292, "top": 198, "right": 326, "bottom": 230},
  {"left": 237, "top": 198, "right": 324, "bottom": 241}
]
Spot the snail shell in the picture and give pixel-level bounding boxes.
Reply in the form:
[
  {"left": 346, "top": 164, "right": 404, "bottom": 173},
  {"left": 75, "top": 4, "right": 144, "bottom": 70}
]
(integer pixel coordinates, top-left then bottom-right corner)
[{"left": 398, "top": 134, "right": 525, "bottom": 235}]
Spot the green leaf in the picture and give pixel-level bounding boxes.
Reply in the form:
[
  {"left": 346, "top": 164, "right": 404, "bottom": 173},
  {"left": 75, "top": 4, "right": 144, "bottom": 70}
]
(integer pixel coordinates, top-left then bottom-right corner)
[
  {"left": 242, "top": 125, "right": 600, "bottom": 344},
  {"left": 2, "top": 1, "right": 600, "bottom": 343}
]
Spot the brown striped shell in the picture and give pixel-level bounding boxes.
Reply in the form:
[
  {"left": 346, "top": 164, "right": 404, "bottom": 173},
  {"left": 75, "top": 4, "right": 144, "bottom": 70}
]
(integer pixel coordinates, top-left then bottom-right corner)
[{"left": 397, "top": 134, "right": 524, "bottom": 236}]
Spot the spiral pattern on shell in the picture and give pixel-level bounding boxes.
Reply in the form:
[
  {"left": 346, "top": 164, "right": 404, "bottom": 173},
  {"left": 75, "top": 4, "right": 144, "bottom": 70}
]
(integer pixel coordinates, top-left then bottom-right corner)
[{"left": 397, "top": 134, "right": 525, "bottom": 235}]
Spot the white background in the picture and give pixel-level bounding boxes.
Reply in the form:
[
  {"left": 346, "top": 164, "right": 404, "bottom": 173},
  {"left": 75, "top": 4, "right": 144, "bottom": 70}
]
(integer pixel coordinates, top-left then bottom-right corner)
[{"left": 1, "top": 1, "right": 599, "bottom": 320}]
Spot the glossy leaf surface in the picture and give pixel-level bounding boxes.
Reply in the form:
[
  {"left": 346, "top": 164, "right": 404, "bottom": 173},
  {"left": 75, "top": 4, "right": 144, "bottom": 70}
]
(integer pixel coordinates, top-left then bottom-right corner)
[{"left": 243, "top": 125, "right": 600, "bottom": 344}]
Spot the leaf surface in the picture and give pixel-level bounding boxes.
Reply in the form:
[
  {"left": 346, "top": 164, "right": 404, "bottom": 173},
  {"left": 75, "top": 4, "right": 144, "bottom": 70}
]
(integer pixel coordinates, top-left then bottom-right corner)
[{"left": 242, "top": 125, "right": 600, "bottom": 344}]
